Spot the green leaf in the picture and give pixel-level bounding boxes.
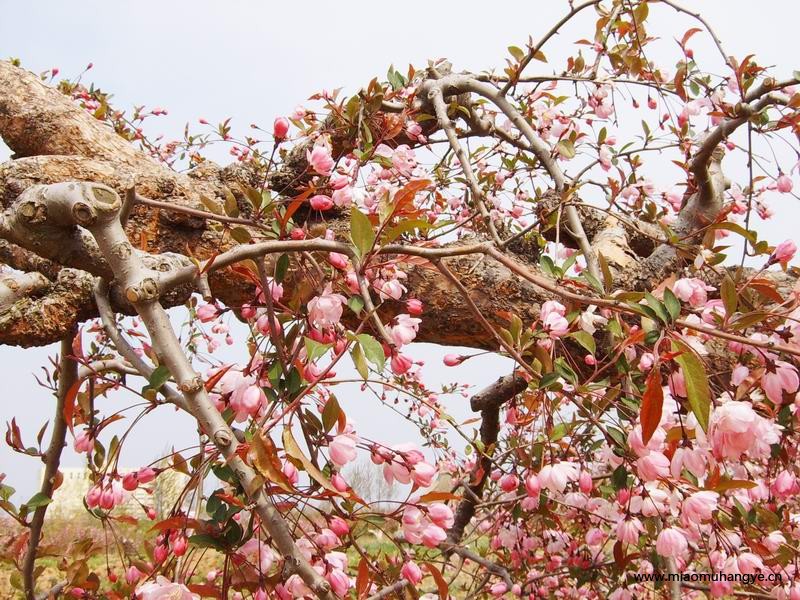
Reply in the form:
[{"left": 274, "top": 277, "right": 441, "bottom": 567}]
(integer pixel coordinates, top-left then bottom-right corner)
[
  {"left": 662, "top": 288, "right": 681, "bottom": 321},
  {"left": 382, "top": 218, "right": 437, "bottom": 244},
  {"left": 322, "top": 395, "right": 342, "bottom": 433},
  {"left": 230, "top": 227, "right": 252, "bottom": 244},
  {"left": 351, "top": 344, "right": 369, "bottom": 380},
  {"left": 556, "top": 139, "right": 576, "bottom": 159},
  {"left": 720, "top": 275, "right": 738, "bottom": 315},
  {"left": 644, "top": 292, "right": 670, "bottom": 324},
  {"left": 304, "top": 337, "right": 332, "bottom": 363},
  {"left": 583, "top": 271, "right": 605, "bottom": 295},
  {"left": 189, "top": 533, "right": 225, "bottom": 551},
  {"left": 569, "top": 331, "right": 596, "bottom": 355},
  {"left": 357, "top": 334, "right": 386, "bottom": 370},
  {"left": 508, "top": 45, "right": 525, "bottom": 61},
  {"left": 275, "top": 254, "right": 289, "bottom": 283},
  {"left": 223, "top": 189, "right": 239, "bottom": 217},
  {"left": 347, "top": 295, "right": 364, "bottom": 316},
  {"left": 672, "top": 340, "right": 711, "bottom": 432},
  {"left": 350, "top": 208, "right": 375, "bottom": 257},
  {"left": 25, "top": 492, "right": 52, "bottom": 509}
]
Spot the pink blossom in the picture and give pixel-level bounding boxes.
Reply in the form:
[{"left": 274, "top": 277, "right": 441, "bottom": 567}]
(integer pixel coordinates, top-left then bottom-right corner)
[
  {"left": 379, "top": 279, "right": 406, "bottom": 301},
  {"left": 540, "top": 300, "right": 566, "bottom": 319},
  {"left": 638, "top": 352, "right": 655, "bottom": 371},
  {"left": 770, "top": 240, "right": 797, "bottom": 266},
  {"left": 308, "top": 284, "right": 347, "bottom": 329},
  {"left": 73, "top": 429, "right": 93, "bottom": 453},
  {"left": 329, "top": 433, "right": 358, "bottom": 466},
  {"left": 635, "top": 452, "right": 670, "bottom": 482},
  {"left": 307, "top": 144, "right": 334, "bottom": 176},
  {"left": 681, "top": 491, "right": 718, "bottom": 525},
  {"left": 326, "top": 568, "right": 349, "bottom": 597},
  {"left": 666, "top": 187, "right": 684, "bottom": 211},
  {"left": 421, "top": 523, "right": 447, "bottom": 547},
  {"left": 273, "top": 117, "right": 289, "bottom": 140},
  {"left": 314, "top": 528, "right": 341, "bottom": 550},
  {"left": 309, "top": 194, "right": 334, "bottom": 211},
  {"left": 137, "top": 467, "right": 156, "bottom": 484},
  {"left": 391, "top": 353, "right": 413, "bottom": 375},
  {"left": 672, "top": 277, "right": 714, "bottom": 307},
  {"left": 401, "top": 560, "right": 423, "bottom": 585},
  {"left": 525, "top": 473, "right": 541, "bottom": 498},
  {"left": 135, "top": 576, "right": 199, "bottom": 600},
  {"left": 428, "top": 503, "right": 454, "bottom": 529},
  {"left": 490, "top": 582, "right": 509, "bottom": 596},
  {"left": 771, "top": 470, "right": 798, "bottom": 499},
  {"left": 196, "top": 303, "right": 219, "bottom": 323},
  {"left": 126, "top": 566, "right": 142, "bottom": 585},
  {"left": 282, "top": 461, "right": 298, "bottom": 486},
  {"left": 656, "top": 527, "right": 688, "bottom": 559},
  {"left": 616, "top": 518, "right": 644, "bottom": 545},
  {"left": 331, "top": 473, "right": 348, "bottom": 493},
  {"left": 538, "top": 461, "right": 580, "bottom": 493},
  {"left": 410, "top": 461, "right": 437, "bottom": 487},
  {"left": 579, "top": 471, "right": 593, "bottom": 494},
  {"left": 327, "top": 252, "right": 348, "bottom": 270},
  {"left": 762, "top": 360, "right": 799, "bottom": 403},
  {"left": 777, "top": 174, "right": 793, "bottom": 193},
  {"left": 708, "top": 400, "right": 781, "bottom": 460},
  {"left": 331, "top": 186, "right": 353, "bottom": 208},
  {"left": 390, "top": 314, "right": 421, "bottom": 348},
  {"left": 230, "top": 384, "right": 265, "bottom": 422}
]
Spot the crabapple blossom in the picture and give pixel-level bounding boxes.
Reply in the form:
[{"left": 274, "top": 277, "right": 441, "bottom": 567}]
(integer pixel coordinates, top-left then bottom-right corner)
[{"left": 135, "top": 577, "right": 198, "bottom": 600}]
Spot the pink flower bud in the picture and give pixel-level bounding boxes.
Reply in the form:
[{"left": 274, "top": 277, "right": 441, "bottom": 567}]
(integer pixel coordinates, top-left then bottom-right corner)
[
  {"left": 122, "top": 472, "right": 139, "bottom": 492},
  {"left": 406, "top": 298, "right": 424, "bottom": 315},
  {"left": 499, "top": 473, "right": 519, "bottom": 492},
  {"left": 525, "top": 473, "right": 541, "bottom": 498},
  {"left": 331, "top": 473, "right": 348, "bottom": 493},
  {"left": 273, "top": 117, "right": 290, "bottom": 139},
  {"left": 401, "top": 560, "right": 423, "bottom": 585},
  {"left": 154, "top": 543, "right": 169, "bottom": 563},
  {"left": 328, "top": 516, "right": 350, "bottom": 536},
  {"left": 443, "top": 354, "right": 464, "bottom": 367},
  {"left": 172, "top": 535, "right": 188, "bottom": 556},
  {"left": 777, "top": 174, "right": 793, "bottom": 193},
  {"left": 771, "top": 239, "right": 797, "bottom": 266}
]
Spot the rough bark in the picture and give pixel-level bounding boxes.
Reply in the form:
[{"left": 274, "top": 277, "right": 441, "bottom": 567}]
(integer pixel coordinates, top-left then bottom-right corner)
[{"left": 0, "top": 60, "right": 795, "bottom": 353}]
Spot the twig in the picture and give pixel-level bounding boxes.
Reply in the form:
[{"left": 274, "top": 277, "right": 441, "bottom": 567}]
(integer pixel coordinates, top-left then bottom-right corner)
[{"left": 22, "top": 330, "right": 77, "bottom": 600}]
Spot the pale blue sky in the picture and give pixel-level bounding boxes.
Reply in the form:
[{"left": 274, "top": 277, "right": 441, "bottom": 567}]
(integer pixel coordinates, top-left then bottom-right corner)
[{"left": 1, "top": 1, "right": 798, "bottom": 501}]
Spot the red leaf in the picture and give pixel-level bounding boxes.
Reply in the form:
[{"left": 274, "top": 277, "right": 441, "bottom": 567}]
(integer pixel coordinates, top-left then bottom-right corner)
[
  {"left": 613, "top": 541, "right": 625, "bottom": 568},
  {"left": 280, "top": 189, "right": 312, "bottom": 231},
  {"left": 392, "top": 179, "right": 431, "bottom": 217},
  {"left": 640, "top": 368, "right": 664, "bottom": 445},
  {"left": 62, "top": 379, "right": 83, "bottom": 436},
  {"left": 204, "top": 364, "right": 234, "bottom": 393},
  {"left": 356, "top": 557, "right": 371, "bottom": 598},
  {"left": 680, "top": 27, "right": 702, "bottom": 48},
  {"left": 148, "top": 516, "right": 206, "bottom": 533},
  {"left": 424, "top": 562, "right": 449, "bottom": 599}
]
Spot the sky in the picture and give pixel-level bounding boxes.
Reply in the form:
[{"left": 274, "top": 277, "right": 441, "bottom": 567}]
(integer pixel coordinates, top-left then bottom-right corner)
[{"left": 1, "top": 0, "right": 798, "bottom": 502}]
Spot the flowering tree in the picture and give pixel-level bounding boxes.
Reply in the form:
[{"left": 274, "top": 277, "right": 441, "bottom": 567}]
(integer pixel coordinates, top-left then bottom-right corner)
[{"left": 2, "top": 1, "right": 800, "bottom": 598}]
